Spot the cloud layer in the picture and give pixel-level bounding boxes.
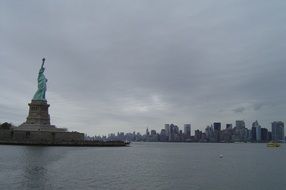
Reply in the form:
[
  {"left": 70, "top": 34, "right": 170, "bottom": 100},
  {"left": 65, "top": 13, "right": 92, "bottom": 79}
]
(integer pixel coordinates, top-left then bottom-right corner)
[{"left": 1, "top": 0, "right": 286, "bottom": 135}]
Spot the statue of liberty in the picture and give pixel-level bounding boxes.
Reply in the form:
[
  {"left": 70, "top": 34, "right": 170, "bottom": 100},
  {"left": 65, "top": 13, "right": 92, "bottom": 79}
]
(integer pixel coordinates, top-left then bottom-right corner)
[{"left": 33, "top": 58, "right": 48, "bottom": 101}]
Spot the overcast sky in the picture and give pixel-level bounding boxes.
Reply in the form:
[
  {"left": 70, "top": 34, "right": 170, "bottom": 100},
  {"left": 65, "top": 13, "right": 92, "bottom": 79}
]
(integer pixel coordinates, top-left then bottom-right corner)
[{"left": 1, "top": 0, "right": 286, "bottom": 135}]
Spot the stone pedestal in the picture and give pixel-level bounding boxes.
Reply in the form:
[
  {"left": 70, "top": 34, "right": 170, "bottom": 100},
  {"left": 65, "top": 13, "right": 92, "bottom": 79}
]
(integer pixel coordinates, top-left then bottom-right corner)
[
  {"left": 26, "top": 100, "right": 51, "bottom": 126},
  {"left": 13, "top": 100, "right": 84, "bottom": 143},
  {"left": 17, "top": 100, "right": 66, "bottom": 132}
]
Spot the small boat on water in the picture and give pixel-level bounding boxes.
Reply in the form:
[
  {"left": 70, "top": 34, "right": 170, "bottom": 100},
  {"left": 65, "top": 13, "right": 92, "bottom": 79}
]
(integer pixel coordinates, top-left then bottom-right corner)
[{"left": 267, "top": 141, "right": 280, "bottom": 147}]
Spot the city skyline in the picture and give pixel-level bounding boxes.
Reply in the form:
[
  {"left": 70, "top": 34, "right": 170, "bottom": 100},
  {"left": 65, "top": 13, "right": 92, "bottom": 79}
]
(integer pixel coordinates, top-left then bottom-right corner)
[
  {"left": 1, "top": 0, "right": 286, "bottom": 135},
  {"left": 94, "top": 120, "right": 285, "bottom": 143}
]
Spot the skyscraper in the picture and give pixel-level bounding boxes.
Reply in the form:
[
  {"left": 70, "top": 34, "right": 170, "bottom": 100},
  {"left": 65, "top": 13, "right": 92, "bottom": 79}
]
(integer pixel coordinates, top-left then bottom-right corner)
[
  {"left": 183, "top": 124, "right": 191, "bottom": 137},
  {"left": 233, "top": 120, "right": 247, "bottom": 142},
  {"left": 213, "top": 122, "right": 221, "bottom": 142},
  {"left": 252, "top": 121, "right": 261, "bottom": 142},
  {"left": 251, "top": 126, "right": 256, "bottom": 142},
  {"left": 164, "top": 124, "right": 170, "bottom": 137},
  {"left": 146, "top": 128, "right": 150, "bottom": 136},
  {"left": 272, "top": 121, "right": 285, "bottom": 142},
  {"left": 261, "top": 128, "right": 268, "bottom": 142},
  {"left": 213, "top": 122, "right": 221, "bottom": 131},
  {"left": 169, "top": 124, "right": 175, "bottom": 141}
]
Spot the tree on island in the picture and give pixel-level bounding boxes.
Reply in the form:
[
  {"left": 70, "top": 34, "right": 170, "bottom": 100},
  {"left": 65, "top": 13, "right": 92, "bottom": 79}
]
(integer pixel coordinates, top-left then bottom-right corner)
[{"left": 0, "top": 122, "right": 12, "bottom": 129}]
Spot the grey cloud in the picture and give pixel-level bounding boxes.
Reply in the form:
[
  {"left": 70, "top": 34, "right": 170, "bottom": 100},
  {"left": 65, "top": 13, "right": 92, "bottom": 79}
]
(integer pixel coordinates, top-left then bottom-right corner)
[
  {"left": 1, "top": 0, "right": 286, "bottom": 135},
  {"left": 253, "top": 103, "right": 265, "bottom": 111},
  {"left": 233, "top": 107, "right": 245, "bottom": 114}
]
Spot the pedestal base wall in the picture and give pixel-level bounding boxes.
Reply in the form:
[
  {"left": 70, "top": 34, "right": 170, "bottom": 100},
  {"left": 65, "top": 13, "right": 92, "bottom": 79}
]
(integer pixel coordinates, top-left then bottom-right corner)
[{"left": 0, "top": 128, "right": 84, "bottom": 143}]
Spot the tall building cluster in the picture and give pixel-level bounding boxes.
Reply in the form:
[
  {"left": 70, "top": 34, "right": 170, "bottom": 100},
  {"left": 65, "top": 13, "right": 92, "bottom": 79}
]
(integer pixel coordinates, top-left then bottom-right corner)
[
  {"left": 92, "top": 121, "right": 285, "bottom": 143},
  {"left": 144, "top": 123, "right": 192, "bottom": 142}
]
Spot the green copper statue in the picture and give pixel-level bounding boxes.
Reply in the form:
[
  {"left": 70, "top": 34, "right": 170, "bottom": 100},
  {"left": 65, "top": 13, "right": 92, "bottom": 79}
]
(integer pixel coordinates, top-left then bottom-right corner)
[{"left": 33, "top": 58, "right": 48, "bottom": 101}]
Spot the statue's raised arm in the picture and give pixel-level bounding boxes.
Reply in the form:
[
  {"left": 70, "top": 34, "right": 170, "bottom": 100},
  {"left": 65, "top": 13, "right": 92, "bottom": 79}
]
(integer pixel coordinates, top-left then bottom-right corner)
[
  {"left": 33, "top": 58, "right": 48, "bottom": 101},
  {"left": 41, "top": 58, "right": 45, "bottom": 68}
]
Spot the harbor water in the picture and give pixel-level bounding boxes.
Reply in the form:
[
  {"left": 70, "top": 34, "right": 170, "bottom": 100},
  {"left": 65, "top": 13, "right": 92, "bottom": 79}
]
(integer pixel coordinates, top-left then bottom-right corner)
[{"left": 0, "top": 143, "right": 285, "bottom": 190}]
